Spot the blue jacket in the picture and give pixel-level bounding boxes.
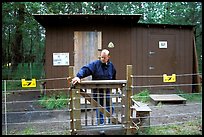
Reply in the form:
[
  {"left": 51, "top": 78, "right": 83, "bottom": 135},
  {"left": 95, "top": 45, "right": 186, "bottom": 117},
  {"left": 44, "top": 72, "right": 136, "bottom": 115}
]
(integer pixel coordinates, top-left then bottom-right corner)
[{"left": 76, "top": 59, "right": 116, "bottom": 80}]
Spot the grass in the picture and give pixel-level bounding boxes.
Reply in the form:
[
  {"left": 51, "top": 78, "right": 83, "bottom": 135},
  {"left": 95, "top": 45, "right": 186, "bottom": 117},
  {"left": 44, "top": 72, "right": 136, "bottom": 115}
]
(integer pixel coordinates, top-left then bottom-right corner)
[
  {"left": 179, "top": 92, "right": 202, "bottom": 102},
  {"left": 3, "top": 126, "right": 35, "bottom": 135},
  {"left": 137, "top": 119, "right": 202, "bottom": 135},
  {"left": 133, "top": 89, "right": 202, "bottom": 103},
  {"left": 19, "top": 127, "right": 35, "bottom": 135},
  {"left": 132, "top": 89, "right": 150, "bottom": 103},
  {"left": 6, "top": 126, "right": 71, "bottom": 135}
]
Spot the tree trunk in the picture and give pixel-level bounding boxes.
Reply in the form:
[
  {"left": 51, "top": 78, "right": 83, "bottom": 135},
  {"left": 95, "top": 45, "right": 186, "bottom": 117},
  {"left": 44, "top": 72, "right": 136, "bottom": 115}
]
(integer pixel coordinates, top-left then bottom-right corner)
[{"left": 11, "top": 3, "right": 25, "bottom": 71}]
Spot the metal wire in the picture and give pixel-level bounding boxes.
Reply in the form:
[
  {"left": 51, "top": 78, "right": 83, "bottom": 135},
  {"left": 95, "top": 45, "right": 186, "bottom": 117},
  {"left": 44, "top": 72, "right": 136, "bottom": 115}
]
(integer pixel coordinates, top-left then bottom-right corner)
[
  {"left": 2, "top": 73, "right": 202, "bottom": 135},
  {"left": 1, "top": 87, "right": 70, "bottom": 93},
  {"left": 2, "top": 109, "right": 71, "bottom": 115},
  {"left": 131, "top": 83, "right": 202, "bottom": 88},
  {"left": 131, "top": 111, "right": 202, "bottom": 119},
  {"left": 130, "top": 73, "right": 202, "bottom": 78},
  {"left": 141, "top": 119, "right": 202, "bottom": 128},
  {"left": 2, "top": 120, "right": 70, "bottom": 125}
]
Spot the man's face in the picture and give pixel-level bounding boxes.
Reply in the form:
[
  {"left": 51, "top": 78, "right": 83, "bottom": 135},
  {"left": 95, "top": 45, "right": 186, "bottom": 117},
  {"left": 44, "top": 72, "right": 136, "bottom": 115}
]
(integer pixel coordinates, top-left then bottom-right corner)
[{"left": 100, "top": 52, "right": 110, "bottom": 64}]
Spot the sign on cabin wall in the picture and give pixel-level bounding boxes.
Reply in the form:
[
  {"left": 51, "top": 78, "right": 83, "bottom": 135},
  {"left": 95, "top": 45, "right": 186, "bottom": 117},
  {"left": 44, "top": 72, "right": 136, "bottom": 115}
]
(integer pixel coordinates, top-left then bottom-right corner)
[
  {"left": 159, "top": 41, "right": 168, "bottom": 48},
  {"left": 22, "top": 79, "right": 36, "bottom": 87},
  {"left": 53, "top": 53, "right": 69, "bottom": 66},
  {"left": 163, "top": 74, "right": 176, "bottom": 82}
]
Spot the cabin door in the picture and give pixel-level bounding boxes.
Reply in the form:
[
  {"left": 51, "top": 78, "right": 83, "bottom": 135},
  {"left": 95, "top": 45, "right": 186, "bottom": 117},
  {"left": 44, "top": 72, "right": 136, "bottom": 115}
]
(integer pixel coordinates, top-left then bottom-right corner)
[
  {"left": 74, "top": 31, "right": 102, "bottom": 80},
  {"left": 148, "top": 34, "right": 177, "bottom": 93}
]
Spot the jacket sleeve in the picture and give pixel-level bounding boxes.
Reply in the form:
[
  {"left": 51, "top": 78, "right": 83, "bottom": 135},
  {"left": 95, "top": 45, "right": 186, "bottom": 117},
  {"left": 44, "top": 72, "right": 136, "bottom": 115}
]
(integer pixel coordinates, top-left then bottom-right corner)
[
  {"left": 112, "top": 66, "right": 116, "bottom": 80},
  {"left": 76, "top": 62, "right": 95, "bottom": 79}
]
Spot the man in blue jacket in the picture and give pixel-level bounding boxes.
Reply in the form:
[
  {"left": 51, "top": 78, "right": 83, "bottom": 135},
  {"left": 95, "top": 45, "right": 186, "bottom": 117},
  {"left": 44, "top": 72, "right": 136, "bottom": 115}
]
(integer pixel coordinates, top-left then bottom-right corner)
[{"left": 72, "top": 49, "right": 116, "bottom": 125}]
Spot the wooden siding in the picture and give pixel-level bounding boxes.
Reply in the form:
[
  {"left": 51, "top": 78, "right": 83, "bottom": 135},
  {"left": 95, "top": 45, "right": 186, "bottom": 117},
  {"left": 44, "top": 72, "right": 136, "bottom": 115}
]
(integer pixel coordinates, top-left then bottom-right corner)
[
  {"left": 131, "top": 26, "right": 149, "bottom": 93},
  {"left": 102, "top": 25, "right": 132, "bottom": 81},
  {"left": 45, "top": 26, "right": 74, "bottom": 92},
  {"left": 131, "top": 25, "right": 193, "bottom": 93}
]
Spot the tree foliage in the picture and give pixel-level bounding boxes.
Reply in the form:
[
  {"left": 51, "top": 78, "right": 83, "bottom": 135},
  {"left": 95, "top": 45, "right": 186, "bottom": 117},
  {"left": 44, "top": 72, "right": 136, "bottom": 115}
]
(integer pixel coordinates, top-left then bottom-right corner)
[{"left": 2, "top": 2, "right": 202, "bottom": 73}]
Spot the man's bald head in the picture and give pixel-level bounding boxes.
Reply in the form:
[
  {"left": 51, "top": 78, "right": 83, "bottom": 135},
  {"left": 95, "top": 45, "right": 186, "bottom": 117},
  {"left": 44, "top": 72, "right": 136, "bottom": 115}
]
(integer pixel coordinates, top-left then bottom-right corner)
[{"left": 100, "top": 49, "right": 110, "bottom": 63}]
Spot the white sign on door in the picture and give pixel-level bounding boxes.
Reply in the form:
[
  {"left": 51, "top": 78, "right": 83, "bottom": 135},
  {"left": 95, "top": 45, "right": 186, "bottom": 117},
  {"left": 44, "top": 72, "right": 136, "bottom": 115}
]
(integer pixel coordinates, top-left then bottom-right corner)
[
  {"left": 159, "top": 41, "right": 167, "bottom": 48},
  {"left": 53, "top": 53, "right": 69, "bottom": 66}
]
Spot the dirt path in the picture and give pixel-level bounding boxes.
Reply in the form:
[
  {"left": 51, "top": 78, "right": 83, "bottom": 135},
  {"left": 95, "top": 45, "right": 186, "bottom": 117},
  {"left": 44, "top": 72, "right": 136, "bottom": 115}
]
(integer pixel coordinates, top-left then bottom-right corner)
[{"left": 149, "top": 102, "right": 202, "bottom": 126}]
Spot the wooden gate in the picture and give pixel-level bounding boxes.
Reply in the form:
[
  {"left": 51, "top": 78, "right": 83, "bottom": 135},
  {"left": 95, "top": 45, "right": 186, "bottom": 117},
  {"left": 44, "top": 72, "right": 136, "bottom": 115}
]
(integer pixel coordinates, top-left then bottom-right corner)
[{"left": 68, "top": 65, "right": 136, "bottom": 135}]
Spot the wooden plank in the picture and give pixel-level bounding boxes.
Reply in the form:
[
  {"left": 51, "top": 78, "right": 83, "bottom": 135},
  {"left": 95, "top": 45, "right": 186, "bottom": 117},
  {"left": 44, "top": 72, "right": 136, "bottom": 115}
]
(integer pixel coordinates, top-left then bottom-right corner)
[
  {"left": 74, "top": 80, "right": 127, "bottom": 89},
  {"left": 131, "top": 105, "right": 151, "bottom": 112},
  {"left": 149, "top": 94, "right": 186, "bottom": 105},
  {"left": 77, "top": 80, "right": 127, "bottom": 85},
  {"left": 132, "top": 100, "right": 148, "bottom": 107},
  {"left": 77, "top": 124, "right": 125, "bottom": 135},
  {"left": 149, "top": 94, "right": 186, "bottom": 101}
]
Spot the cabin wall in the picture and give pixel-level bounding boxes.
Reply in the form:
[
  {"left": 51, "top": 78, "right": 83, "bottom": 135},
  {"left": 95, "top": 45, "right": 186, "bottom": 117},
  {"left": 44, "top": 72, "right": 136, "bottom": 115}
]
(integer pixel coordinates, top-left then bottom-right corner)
[
  {"left": 44, "top": 24, "right": 194, "bottom": 93},
  {"left": 131, "top": 25, "right": 193, "bottom": 93}
]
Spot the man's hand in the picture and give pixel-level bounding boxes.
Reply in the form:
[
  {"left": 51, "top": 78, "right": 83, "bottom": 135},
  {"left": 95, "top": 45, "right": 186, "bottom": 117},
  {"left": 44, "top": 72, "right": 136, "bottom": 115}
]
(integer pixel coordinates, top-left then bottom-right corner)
[{"left": 71, "top": 77, "right": 81, "bottom": 85}]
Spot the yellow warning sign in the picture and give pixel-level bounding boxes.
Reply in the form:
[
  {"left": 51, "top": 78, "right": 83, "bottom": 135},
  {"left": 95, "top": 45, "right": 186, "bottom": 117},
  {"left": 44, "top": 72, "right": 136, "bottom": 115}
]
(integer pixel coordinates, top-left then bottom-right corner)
[
  {"left": 163, "top": 74, "right": 176, "bottom": 82},
  {"left": 21, "top": 79, "right": 36, "bottom": 87}
]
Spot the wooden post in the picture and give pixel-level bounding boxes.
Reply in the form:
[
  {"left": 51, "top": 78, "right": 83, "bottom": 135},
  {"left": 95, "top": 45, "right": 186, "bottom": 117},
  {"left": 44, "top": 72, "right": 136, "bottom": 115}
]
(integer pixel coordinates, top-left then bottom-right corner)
[
  {"left": 126, "top": 65, "right": 133, "bottom": 135},
  {"left": 72, "top": 88, "right": 81, "bottom": 132},
  {"left": 192, "top": 37, "right": 201, "bottom": 92},
  {"left": 121, "top": 83, "right": 126, "bottom": 125},
  {"left": 68, "top": 66, "right": 81, "bottom": 135},
  {"left": 68, "top": 66, "right": 75, "bottom": 135},
  {"left": 69, "top": 66, "right": 81, "bottom": 135}
]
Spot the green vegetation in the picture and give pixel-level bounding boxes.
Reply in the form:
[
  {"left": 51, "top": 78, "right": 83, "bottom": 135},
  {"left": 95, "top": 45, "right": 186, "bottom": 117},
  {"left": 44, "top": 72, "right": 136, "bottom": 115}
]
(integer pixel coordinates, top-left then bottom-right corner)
[
  {"left": 133, "top": 89, "right": 202, "bottom": 103},
  {"left": 38, "top": 93, "right": 69, "bottom": 109},
  {"left": 2, "top": 63, "right": 45, "bottom": 80},
  {"left": 2, "top": 63, "right": 44, "bottom": 92},
  {"left": 177, "top": 89, "right": 202, "bottom": 102},
  {"left": 4, "top": 126, "right": 36, "bottom": 135},
  {"left": 133, "top": 89, "right": 150, "bottom": 103},
  {"left": 18, "top": 127, "right": 35, "bottom": 135},
  {"left": 179, "top": 93, "right": 202, "bottom": 102},
  {"left": 7, "top": 127, "right": 71, "bottom": 135},
  {"left": 137, "top": 119, "right": 202, "bottom": 135}
]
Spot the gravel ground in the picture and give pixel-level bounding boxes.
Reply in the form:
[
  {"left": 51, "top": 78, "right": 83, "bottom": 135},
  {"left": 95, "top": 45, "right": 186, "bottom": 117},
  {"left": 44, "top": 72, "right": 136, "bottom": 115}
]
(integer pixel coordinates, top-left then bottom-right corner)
[
  {"left": 149, "top": 102, "right": 202, "bottom": 126},
  {"left": 2, "top": 91, "right": 202, "bottom": 135}
]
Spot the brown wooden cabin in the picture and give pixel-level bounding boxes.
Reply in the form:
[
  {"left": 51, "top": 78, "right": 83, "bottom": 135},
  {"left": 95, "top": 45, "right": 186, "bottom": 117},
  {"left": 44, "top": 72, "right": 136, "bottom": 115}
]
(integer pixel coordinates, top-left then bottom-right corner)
[{"left": 33, "top": 14, "right": 201, "bottom": 94}]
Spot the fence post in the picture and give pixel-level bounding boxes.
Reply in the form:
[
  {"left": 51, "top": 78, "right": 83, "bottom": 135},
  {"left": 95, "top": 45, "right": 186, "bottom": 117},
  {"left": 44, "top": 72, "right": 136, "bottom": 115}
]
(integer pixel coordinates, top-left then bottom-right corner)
[
  {"left": 4, "top": 80, "right": 8, "bottom": 135},
  {"left": 68, "top": 66, "right": 75, "bottom": 134},
  {"left": 68, "top": 66, "right": 81, "bottom": 135},
  {"left": 125, "top": 65, "right": 133, "bottom": 135}
]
